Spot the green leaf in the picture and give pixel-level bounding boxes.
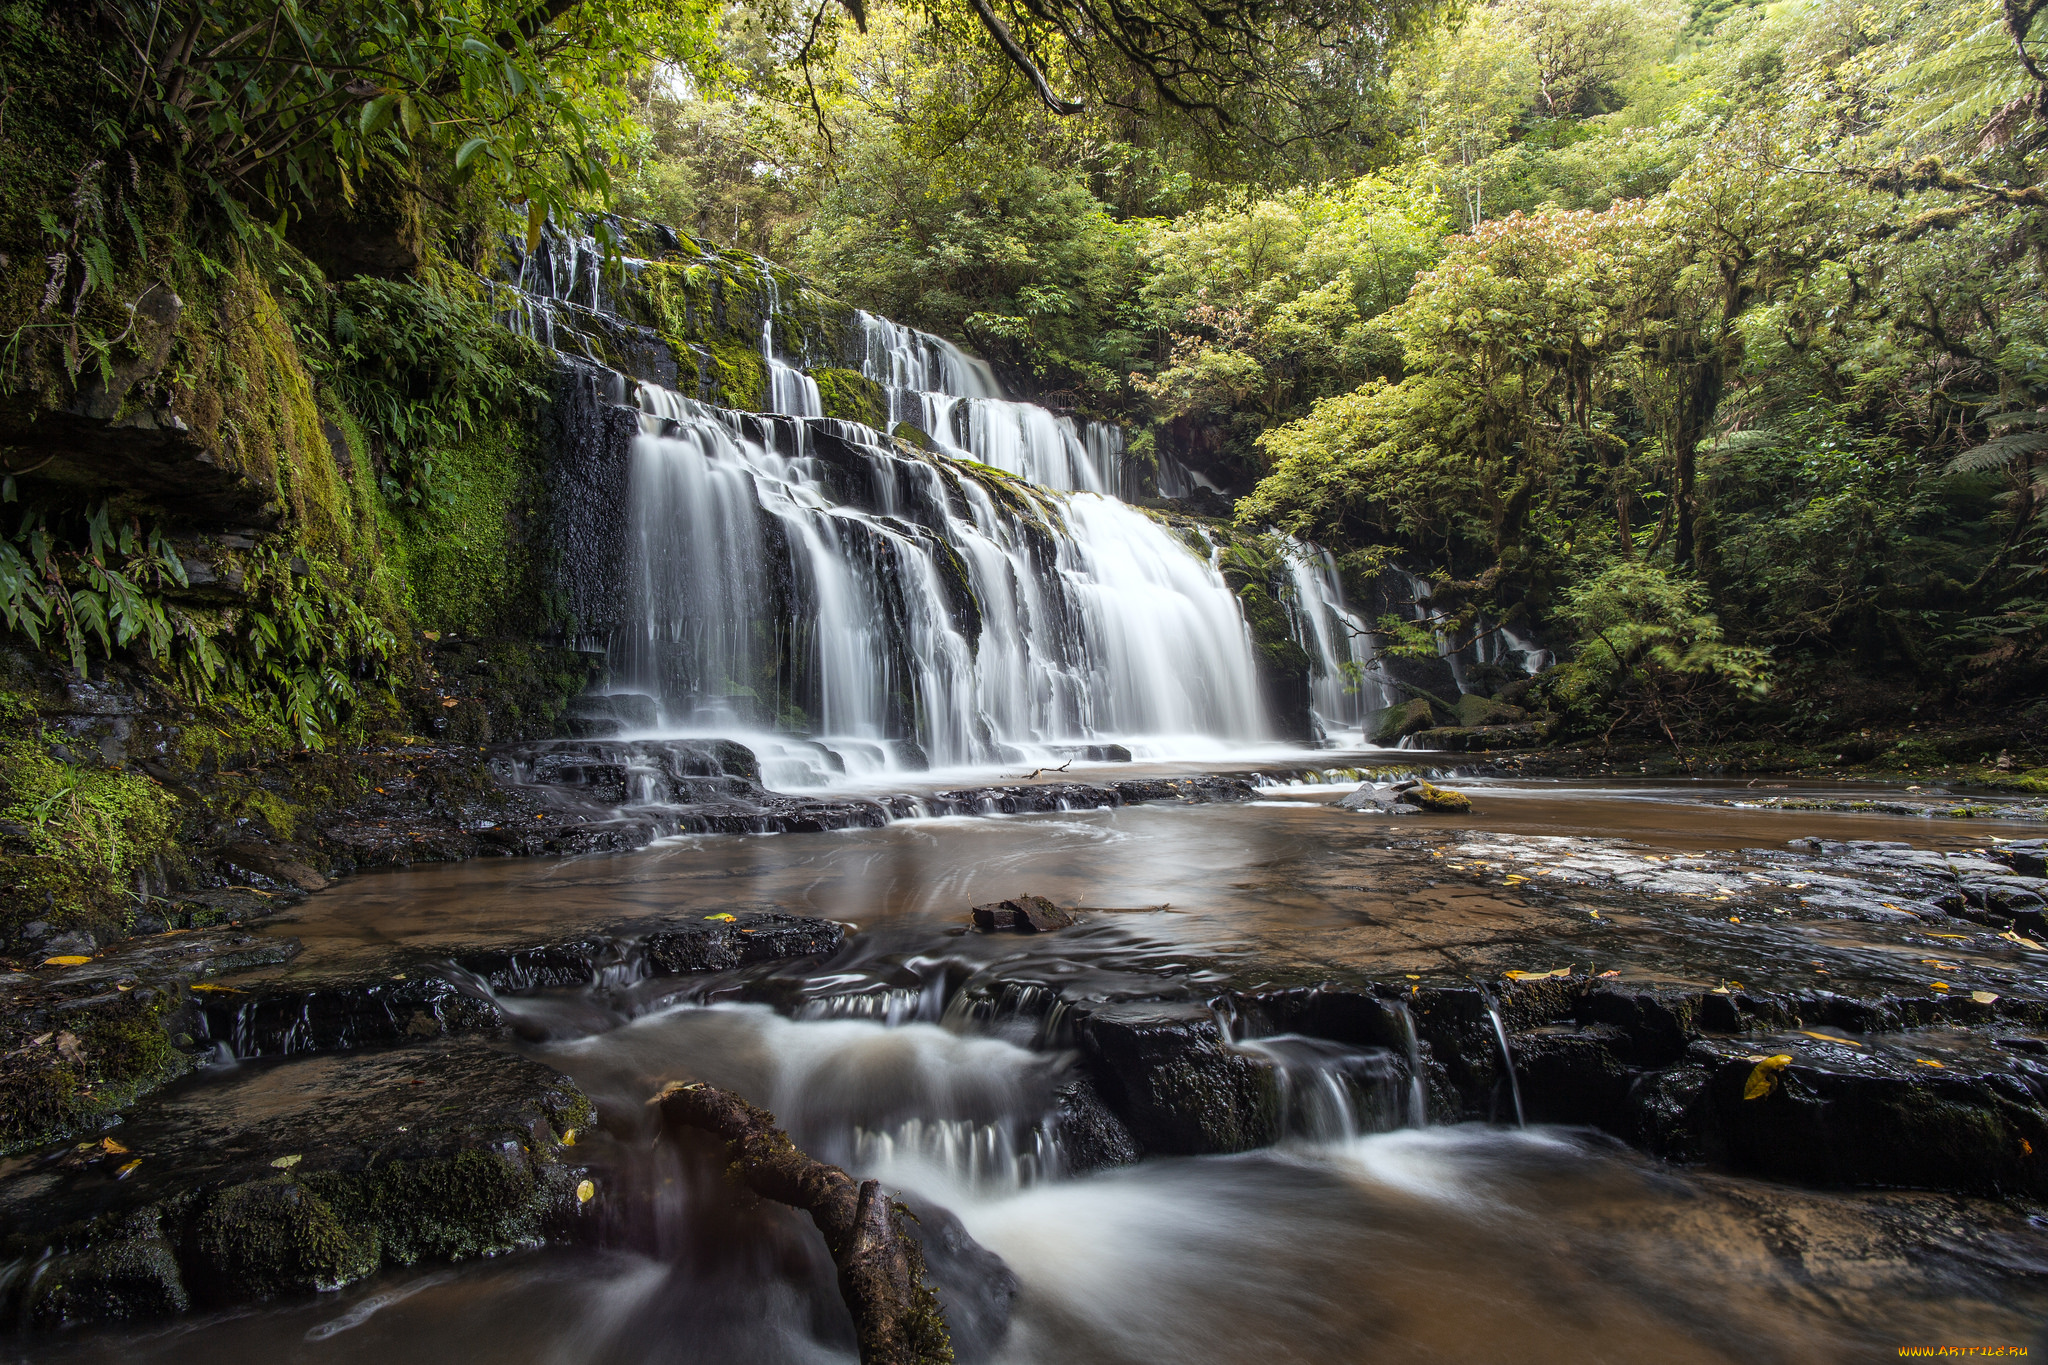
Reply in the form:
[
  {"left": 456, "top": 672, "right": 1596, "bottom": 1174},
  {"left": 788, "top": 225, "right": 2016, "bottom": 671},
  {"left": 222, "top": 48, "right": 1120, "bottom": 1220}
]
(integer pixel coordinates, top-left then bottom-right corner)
[{"left": 455, "top": 136, "right": 493, "bottom": 171}]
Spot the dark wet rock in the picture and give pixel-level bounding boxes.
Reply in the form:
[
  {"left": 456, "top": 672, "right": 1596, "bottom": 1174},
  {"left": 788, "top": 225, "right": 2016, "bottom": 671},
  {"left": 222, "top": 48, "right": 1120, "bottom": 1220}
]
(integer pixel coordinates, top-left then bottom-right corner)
[
  {"left": 1451, "top": 694, "right": 1527, "bottom": 728},
  {"left": 970, "top": 896, "right": 1078, "bottom": 934},
  {"left": 0, "top": 1038, "right": 594, "bottom": 1328},
  {"left": 896, "top": 1197, "right": 1017, "bottom": 1364},
  {"left": 1410, "top": 725, "right": 1546, "bottom": 753},
  {"left": 919, "top": 775, "right": 1257, "bottom": 818},
  {"left": 1368, "top": 698, "right": 1435, "bottom": 746},
  {"left": 216, "top": 842, "right": 328, "bottom": 894},
  {"left": 1050, "top": 1074, "right": 1140, "bottom": 1174},
  {"left": 194, "top": 914, "right": 846, "bottom": 1059},
  {"left": 1077, "top": 1002, "right": 1280, "bottom": 1155},
  {"left": 561, "top": 691, "right": 661, "bottom": 738},
  {"left": 1081, "top": 744, "right": 1133, "bottom": 763},
  {"left": 1696, "top": 1041, "right": 2048, "bottom": 1198},
  {"left": 0, "top": 930, "right": 304, "bottom": 1156}
]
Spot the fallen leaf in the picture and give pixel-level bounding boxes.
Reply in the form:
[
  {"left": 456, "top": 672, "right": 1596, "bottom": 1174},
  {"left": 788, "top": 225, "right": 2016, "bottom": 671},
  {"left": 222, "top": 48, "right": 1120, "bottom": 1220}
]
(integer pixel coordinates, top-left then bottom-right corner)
[
  {"left": 1597, "top": 970, "right": 1620, "bottom": 979},
  {"left": 99, "top": 1138, "right": 130, "bottom": 1155},
  {"left": 704, "top": 913, "right": 737, "bottom": 922},
  {"left": 271, "top": 1154, "right": 302, "bottom": 1169},
  {"left": 576, "top": 1179, "right": 595, "bottom": 1204},
  {"left": 1503, "top": 967, "right": 1571, "bottom": 980},
  {"left": 1588, "top": 910, "right": 1600, "bottom": 918},
  {"left": 1711, "top": 987, "right": 1731, "bottom": 995},
  {"left": 43, "top": 955, "right": 91, "bottom": 966},
  {"left": 1972, "top": 991, "right": 2000, "bottom": 1005},
  {"left": 1797, "top": 1030, "right": 1862, "bottom": 1047},
  {"left": 1930, "top": 981, "right": 1950, "bottom": 991},
  {"left": 189, "top": 983, "right": 242, "bottom": 994},
  {"left": 115, "top": 1159, "right": 142, "bottom": 1179},
  {"left": 441, "top": 698, "right": 459, "bottom": 708},
  {"left": 1926, "top": 933, "right": 1968, "bottom": 939},
  {"left": 2025, "top": 1139, "right": 2036, "bottom": 1157},
  {"left": 561, "top": 1129, "right": 577, "bottom": 1147},
  {"left": 1404, "top": 974, "right": 1420, "bottom": 980},
  {"left": 1915, "top": 1058, "right": 1945, "bottom": 1068},
  {"left": 1744, "top": 1055, "right": 1794, "bottom": 1100},
  {"left": 1998, "top": 930, "right": 2046, "bottom": 951}
]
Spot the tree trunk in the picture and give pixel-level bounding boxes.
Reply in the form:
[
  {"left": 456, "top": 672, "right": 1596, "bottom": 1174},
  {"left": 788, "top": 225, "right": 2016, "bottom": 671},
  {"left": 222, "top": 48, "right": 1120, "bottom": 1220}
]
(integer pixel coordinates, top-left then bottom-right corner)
[{"left": 649, "top": 1080, "right": 956, "bottom": 1365}]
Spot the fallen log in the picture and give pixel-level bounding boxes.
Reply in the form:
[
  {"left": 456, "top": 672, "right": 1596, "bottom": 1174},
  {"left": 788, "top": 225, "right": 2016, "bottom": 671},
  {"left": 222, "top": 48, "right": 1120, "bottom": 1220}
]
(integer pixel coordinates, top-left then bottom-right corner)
[{"left": 649, "top": 1080, "right": 954, "bottom": 1365}]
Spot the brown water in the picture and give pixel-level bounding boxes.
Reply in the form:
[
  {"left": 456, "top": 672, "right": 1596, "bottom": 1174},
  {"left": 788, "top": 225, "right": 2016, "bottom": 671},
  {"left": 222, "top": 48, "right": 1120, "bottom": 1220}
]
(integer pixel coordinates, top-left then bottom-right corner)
[{"left": 24, "top": 778, "right": 2048, "bottom": 1365}]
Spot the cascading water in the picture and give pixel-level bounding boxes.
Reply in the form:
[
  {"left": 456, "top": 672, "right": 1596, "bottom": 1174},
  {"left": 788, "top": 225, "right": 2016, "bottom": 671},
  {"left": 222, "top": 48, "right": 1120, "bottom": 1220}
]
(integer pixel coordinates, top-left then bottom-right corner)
[
  {"left": 853, "top": 312, "right": 1128, "bottom": 496},
  {"left": 498, "top": 223, "right": 1389, "bottom": 774},
  {"left": 1278, "top": 540, "right": 1394, "bottom": 740}
]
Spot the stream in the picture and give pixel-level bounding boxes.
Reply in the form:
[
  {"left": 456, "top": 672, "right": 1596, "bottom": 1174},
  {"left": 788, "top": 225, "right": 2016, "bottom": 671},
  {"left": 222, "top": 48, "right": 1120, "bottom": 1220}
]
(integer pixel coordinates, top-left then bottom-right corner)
[{"left": 18, "top": 773, "right": 2048, "bottom": 1364}]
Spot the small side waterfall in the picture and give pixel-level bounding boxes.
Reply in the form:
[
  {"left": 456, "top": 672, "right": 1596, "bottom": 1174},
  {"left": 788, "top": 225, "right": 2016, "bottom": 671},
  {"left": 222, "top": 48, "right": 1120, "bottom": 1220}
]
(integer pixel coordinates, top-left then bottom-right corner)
[{"left": 1279, "top": 541, "right": 1394, "bottom": 739}]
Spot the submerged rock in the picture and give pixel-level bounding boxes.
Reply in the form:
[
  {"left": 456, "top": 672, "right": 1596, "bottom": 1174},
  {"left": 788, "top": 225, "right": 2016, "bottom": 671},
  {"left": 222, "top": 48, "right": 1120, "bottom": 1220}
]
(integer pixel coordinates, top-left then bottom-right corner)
[{"left": 970, "top": 896, "right": 1078, "bottom": 934}]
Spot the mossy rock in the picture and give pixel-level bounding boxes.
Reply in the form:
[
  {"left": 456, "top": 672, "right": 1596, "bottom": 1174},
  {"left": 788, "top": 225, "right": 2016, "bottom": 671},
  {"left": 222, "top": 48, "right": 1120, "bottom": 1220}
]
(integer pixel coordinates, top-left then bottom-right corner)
[
  {"left": 1369, "top": 697, "right": 1436, "bottom": 746},
  {"left": 813, "top": 367, "right": 886, "bottom": 426},
  {"left": 1401, "top": 780, "right": 1472, "bottom": 813},
  {"left": 0, "top": 1038, "right": 596, "bottom": 1326},
  {"left": 1452, "top": 693, "right": 1526, "bottom": 728}
]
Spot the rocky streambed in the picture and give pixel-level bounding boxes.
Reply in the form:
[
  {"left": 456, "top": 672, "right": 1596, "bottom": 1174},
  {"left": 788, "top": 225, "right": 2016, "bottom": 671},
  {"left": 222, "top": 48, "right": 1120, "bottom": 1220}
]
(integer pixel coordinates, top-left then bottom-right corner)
[{"left": 3, "top": 776, "right": 2048, "bottom": 1359}]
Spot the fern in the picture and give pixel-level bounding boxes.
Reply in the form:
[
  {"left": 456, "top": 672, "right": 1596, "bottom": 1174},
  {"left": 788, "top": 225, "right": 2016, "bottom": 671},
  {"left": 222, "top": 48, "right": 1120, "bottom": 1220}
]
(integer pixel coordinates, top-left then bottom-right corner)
[{"left": 1948, "top": 431, "right": 2048, "bottom": 472}]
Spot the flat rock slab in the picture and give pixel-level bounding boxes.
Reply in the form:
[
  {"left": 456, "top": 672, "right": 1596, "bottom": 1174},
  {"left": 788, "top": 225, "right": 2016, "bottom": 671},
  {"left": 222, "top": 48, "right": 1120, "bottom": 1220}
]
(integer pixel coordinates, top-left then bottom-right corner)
[
  {"left": 191, "top": 913, "right": 847, "bottom": 1060},
  {"left": 0, "top": 1038, "right": 593, "bottom": 1328},
  {"left": 0, "top": 930, "right": 303, "bottom": 1156}
]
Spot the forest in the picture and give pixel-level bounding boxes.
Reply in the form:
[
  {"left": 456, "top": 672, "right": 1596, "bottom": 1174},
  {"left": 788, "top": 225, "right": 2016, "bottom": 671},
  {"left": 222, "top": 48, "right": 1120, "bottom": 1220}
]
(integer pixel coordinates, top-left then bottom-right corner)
[
  {"left": 611, "top": 0, "right": 2048, "bottom": 754},
  {"left": 3, "top": 0, "right": 2043, "bottom": 776},
  {"left": 5, "top": 3, "right": 2048, "bottom": 1357}
]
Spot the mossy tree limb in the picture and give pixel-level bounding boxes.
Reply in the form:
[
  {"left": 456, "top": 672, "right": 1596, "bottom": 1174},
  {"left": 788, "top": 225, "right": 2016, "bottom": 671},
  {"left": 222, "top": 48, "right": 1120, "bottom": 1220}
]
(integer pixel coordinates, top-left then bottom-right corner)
[{"left": 649, "top": 1080, "right": 954, "bottom": 1365}]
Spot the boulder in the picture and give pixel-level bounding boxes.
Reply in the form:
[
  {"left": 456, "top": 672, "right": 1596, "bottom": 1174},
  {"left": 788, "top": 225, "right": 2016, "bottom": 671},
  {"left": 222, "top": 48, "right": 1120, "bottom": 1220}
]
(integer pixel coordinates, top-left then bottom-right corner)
[
  {"left": 1451, "top": 692, "right": 1527, "bottom": 728},
  {"left": 971, "top": 895, "right": 1079, "bottom": 933},
  {"left": 1399, "top": 781, "right": 1472, "bottom": 813},
  {"left": 1338, "top": 780, "right": 1421, "bottom": 815},
  {"left": 1367, "top": 697, "right": 1436, "bottom": 746}
]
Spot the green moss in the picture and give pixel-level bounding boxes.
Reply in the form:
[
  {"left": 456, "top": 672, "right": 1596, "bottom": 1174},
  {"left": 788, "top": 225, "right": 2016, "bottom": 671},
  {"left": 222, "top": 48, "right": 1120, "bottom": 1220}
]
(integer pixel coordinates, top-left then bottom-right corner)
[
  {"left": 184, "top": 1178, "right": 381, "bottom": 1302},
  {"left": 0, "top": 737, "right": 179, "bottom": 940},
  {"left": 813, "top": 367, "right": 884, "bottom": 425},
  {"left": 0, "top": 989, "right": 187, "bottom": 1154}
]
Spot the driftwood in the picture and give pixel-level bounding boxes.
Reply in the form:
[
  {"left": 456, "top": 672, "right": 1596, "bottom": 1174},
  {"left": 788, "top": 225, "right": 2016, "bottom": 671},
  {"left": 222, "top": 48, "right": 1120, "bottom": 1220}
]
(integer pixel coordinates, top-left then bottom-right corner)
[{"left": 649, "top": 1081, "right": 953, "bottom": 1365}]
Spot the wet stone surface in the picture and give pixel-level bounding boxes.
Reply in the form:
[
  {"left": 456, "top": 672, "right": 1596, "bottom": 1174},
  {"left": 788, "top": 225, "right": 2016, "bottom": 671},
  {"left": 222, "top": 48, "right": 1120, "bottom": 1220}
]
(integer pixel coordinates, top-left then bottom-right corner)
[
  {"left": 191, "top": 913, "right": 847, "bottom": 1059},
  {"left": 0, "top": 1038, "right": 594, "bottom": 1329}
]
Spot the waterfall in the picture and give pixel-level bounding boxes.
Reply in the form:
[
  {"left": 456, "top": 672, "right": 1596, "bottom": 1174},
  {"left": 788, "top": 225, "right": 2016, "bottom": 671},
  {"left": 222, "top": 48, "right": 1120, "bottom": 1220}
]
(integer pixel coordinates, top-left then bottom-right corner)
[
  {"left": 614, "top": 384, "right": 1265, "bottom": 767},
  {"left": 494, "top": 222, "right": 1395, "bottom": 773},
  {"left": 854, "top": 311, "right": 1128, "bottom": 495},
  {"left": 1278, "top": 541, "right": 1394, "bottom": 740}
]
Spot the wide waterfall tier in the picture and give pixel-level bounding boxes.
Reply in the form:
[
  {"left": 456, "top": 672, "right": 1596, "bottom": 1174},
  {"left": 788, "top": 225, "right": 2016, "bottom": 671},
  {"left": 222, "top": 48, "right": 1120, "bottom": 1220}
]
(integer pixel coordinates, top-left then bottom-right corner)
[
  {"left": 609, "top": 383, "right": 1266, "bottom": 768},
  {"left": 504, "top": 222, "right": 1388, "bottom": 768},
  {"left": 848, "top": 312, "right": 1131, "bottom": 497}
]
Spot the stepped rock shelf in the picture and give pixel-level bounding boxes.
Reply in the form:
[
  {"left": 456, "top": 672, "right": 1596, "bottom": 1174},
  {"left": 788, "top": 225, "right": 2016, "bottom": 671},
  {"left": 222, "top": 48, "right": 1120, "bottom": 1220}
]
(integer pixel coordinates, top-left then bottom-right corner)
[{"left": 5, "top": 790, "right": 2048, "bottom": 1339}]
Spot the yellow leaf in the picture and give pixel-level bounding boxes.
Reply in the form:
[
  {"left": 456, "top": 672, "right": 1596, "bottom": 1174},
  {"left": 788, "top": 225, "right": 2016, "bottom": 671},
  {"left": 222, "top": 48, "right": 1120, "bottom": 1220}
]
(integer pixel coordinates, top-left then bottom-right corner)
[
  {"left": 43, "top": 955, "right": 91, "bottom": 966},
  {"left": 576, "top": 1179, "right": 595, "bottom": 1204},
  {"left": 1915, "top": 1058, "right": 1944, "bottom": 1068},
  {"left": 704, "top": 913, "right": 737, "bottom": 922},
  {"left": 1972, "top": 991, "right": 2000, "bottom": 1005},
  {"left": 1743, "top": 1055, "right": 1794, "bottom": 1100},
  {"left": 1930, "top": 981, "right": 1950, "bottom": 991},
  {"left": 1503, "top": 967, "right": 1570, "bottom": 980},
  {"left": 1797, "top": 1030, "right": 1862, "bottom": 1046},
  {"left": 189, "top": 983, "right": 242, "bottom": 994},
  {"left": 271, "top": 1154, "right": 302, "bottom": 1169},
  {"left": 100, "top": 1138, "right": 130, "bottom": 1154},
  {"left": 1926, "top": 933, "right": 1967, "bottom": 939},
  {"left": 115, "top": 1159, "right": 142, "bottom": 1179},
  {"left": 561, "top": 1129, "right": 577, "bottom": 1146},
  {"left": 1998, "top": 930, "right": 2046, "bottom": 951}
]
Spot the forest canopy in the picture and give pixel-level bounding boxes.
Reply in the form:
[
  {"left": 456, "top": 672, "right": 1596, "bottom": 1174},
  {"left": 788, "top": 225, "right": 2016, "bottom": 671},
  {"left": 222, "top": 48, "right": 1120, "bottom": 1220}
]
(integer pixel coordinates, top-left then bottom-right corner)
[{"left": 7, "top": 0, "right": 2047, "bottom": 746}]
